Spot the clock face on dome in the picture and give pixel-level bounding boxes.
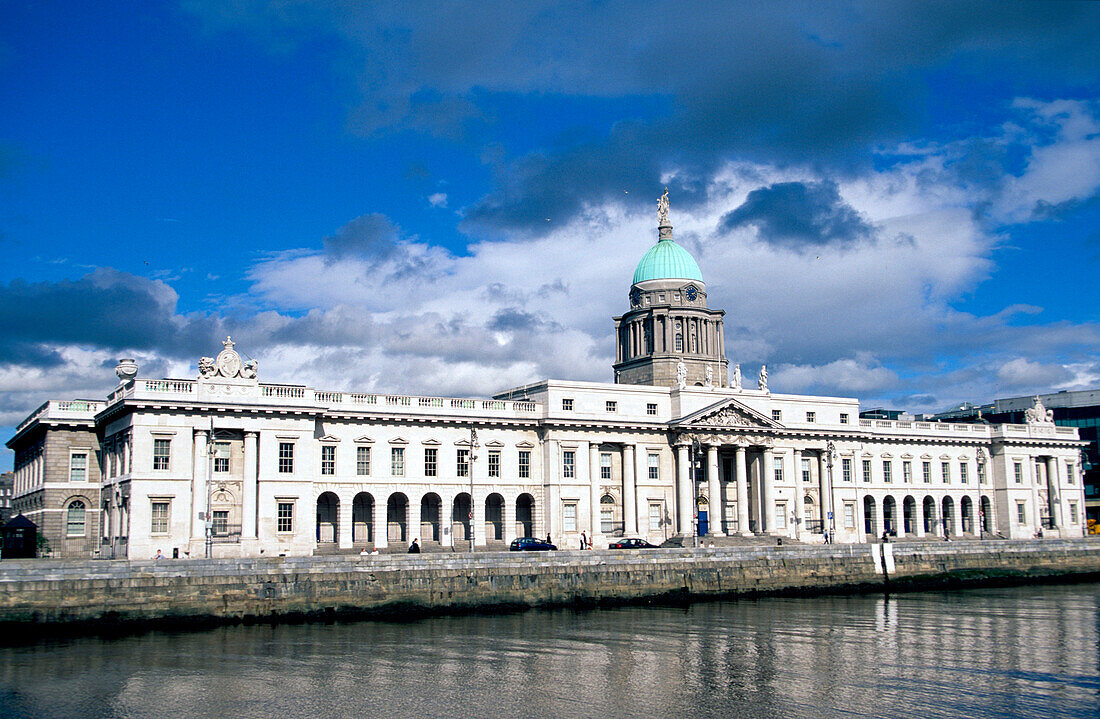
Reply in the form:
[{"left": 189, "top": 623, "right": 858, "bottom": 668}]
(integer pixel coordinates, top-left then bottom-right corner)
[{"left": 685, "top": 286, "right": 698, "bottom": 302}]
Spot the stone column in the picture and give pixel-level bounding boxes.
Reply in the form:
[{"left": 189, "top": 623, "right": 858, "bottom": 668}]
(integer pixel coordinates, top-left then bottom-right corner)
[
  {"left": 338, "top": 492, "right": 353, "bottom": 549},
  {"left": 735, "top": 446, "right": 750, "bottom": 536},
  {"left": 676, "top": 444, "right": 692, "bottom": 536},
  {"left": 818, "top": 452, "right": 833, "bottom": 533},
  {"left": 915, "top": 499, "right": 926, "bottom": 537},
  {"left": 373, "top": 494, "right": 389, "bottom": 550},
  {"left": 242, "top": 431, "right": 258, "bottom": 540},
  {"left": 407, "top": 491, "right": 422, "bottom": 546},
  {"left": 792, "top": 449, "right": 804, "bottom": 538},
  {"left": 1044, "top": 456, "right": 1060, "bottom": 530},
  {"left": 706, "top": 445, "right": 723, "bottom": 536},
  {"left": 623, "top": 444, "right": 638, "bottom": 536},
  {"left": 762, "top": 448, "right": 775, "bottom": 533},
  {"left": 589, "top": 444, "right": 602, "bottom": 543},
  {"left": 504, "top": 495, "right": 517, "bottom": 544},
  {"left": 472, "top": 488, "right": 486, "bottom": 547},
  {"left": 191, "top": 429, "right": 209, "bottom": 549}
]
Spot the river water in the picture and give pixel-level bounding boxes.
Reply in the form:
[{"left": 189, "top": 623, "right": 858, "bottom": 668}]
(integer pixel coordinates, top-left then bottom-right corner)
[{"left": 0, "top": 583, "right": 1097, "bottom": 718}]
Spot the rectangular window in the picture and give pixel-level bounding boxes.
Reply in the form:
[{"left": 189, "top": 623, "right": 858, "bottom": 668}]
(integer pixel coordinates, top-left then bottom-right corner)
[
  {"left": 488, "top": 450, "right": 500, "bottom": 478},
  {"left": 212, "top": 510, "right": 229, "bottom": 536},
  {"left": 153, "top": 439, "right": 171, "bottom": 471},
  {"left": 772, "top": 410, "right": 782, "bottom": 422},
  {"left": 773, "top": 457, "right": 784, "bottom": 483},
  {"left": 356, "top": 446, "right": 371, "bottom": 476},
  {"left": 1016, "top": 501, "right": 1026, "bottom": 525},
  {"left": 775, "top": 503, "right": 787, "bottom": 529},
  {"left": 649, "top": 502, "right": 662, "bottom": 531},
  {"left": 601, "top": 508, "right": 614, "bottom": 533},
  {"left": 1069, "top": 502, "right": 1078, "bottom": 523},
  {"left": 923, "top": 461, "right": 932, "bottom": 484},
  {"left": 456, "top": 448, "right": 469, "bottom": 477},
  {"left": 647, "top": 403, "right": 658, "bottom": 416},
  {"left": 424, "top": 447, "right": 437, "bottom": 477},
  {"left": 321, "top": 445, "right": 335, "bottom": 476},
  {"left": 978, "top": 463, "right": 986, "bottom": 484},
  {"left": 844, "top": 503, "right": 856, "bottom": 529},
  {"left": 277, "top": 502, "right": 294, "bottom": 533},
  {"left": 806, "top": 411, "right": 816, "bottom": 423},
  {"left": 518, "top": 450, "right": 531, "bottom": 479},
  {"left": 942, "top": 461, "right": 951, "bottom": 484},
  {"left": 69, "top": 452, "right": 87, "bottom": 482},
  {"left": 278, "top": 442, "right": 294, "bottom": 473},
  {"left": 842, "top": 458, "right": 852, "bottom": 483},
  {"left": 902, "top": 461, "right": 912, "bottom": 484},
  {"left": 562, "top": 398, "right": 573, "bottom": 411},
  {"left": 1014, "top": 462, "right": 1023, "bottom": 484},
  {"left": 959, "top": 463, "right": 968, "bottom": 485},
  {"left": 840, "top": 413, "right": 849, "bottom": 425},
  {"left": 1066, "top": 462, "right": 1074, "bottom": 484},
  {"left": 563, "top": 502, "right": 577, "bottom": 532},
  {"left": 648, "top": 452, "right": 660, "bottom": 480},
  {"left": 801, "top": 458, "right": 811, "bottom": 484},
  {"left": 392, "top": 447, "right": 405, "bottom": 476},
  {"left": 862, "top": 459, "right": 872, "bottom": 483},
  {"left": 213, "top": 442, "right": 230, "bottom": 473},
  {"left": 66, "top": 503, "right": 85, "bottom": 537},
  {"left": 151, "top": 501, "right": 169, "bottom": 534},
  {"left": 883, "top": 461, "right": 892, "bottom": 484},
  {"left": 563, "top": 450, "right": 575, "bottom": 479},
  {"left": 601, "top": 453, "right": 612, "bottom": 480},
  {"left": 606, "top": 400, "right": 617, "bottom": 413}
]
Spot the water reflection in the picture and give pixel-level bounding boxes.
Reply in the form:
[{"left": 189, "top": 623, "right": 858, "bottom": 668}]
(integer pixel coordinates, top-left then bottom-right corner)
[{"left": 0, "top": 583, "right": 1096, "bottom": 718}]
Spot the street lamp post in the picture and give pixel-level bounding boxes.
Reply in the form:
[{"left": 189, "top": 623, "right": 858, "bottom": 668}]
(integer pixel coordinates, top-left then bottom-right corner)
[
  {"left": 469, "top": 427, "right": 478, "bottom": 553},
  {"left": 826, "top": 440, "right": 836, "bottom": 537}
]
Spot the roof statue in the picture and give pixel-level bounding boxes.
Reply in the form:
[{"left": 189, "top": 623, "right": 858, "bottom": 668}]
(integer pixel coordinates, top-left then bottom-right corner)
[
  {"left": 1024, "top": 395, "right": 1055, "bottom": 425},
  {"left": 676, "top": 361, "right": 687, "bottom": 390},
  {"left": 705, "top": 365, "right": 714, "bottom": 389},
  {"left": 758, "top": 364, "right": 769, "bottom": 392},
  {"left": 657, "top": 188, "right": 670, "bottom": 227},
  {"left": 731, "top": 363, "right": 742, "bottom": 390}
]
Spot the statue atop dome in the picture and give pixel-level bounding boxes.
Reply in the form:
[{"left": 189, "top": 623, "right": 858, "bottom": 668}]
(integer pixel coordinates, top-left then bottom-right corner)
[{"left": 657, "top": 188, "right": 670, "bottom": 228}]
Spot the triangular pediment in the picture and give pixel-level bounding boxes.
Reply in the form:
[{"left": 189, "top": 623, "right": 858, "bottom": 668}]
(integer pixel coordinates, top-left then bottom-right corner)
[
  {"left": 318, "top": 434, "right": 340, "bottom": 443},
  {"left": 674, "top": 397, "right": 781, "bottom": 430}
]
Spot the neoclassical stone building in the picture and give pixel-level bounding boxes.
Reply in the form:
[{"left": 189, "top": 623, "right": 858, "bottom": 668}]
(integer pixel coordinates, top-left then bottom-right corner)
[{"left": 7, "top": 199, "right": 1087, "bottom": 558}]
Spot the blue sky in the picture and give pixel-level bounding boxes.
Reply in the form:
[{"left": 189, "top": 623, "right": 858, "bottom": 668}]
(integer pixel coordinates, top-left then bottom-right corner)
[{"left": 2, "top": 1, "right": 1099, "bottom": 469}]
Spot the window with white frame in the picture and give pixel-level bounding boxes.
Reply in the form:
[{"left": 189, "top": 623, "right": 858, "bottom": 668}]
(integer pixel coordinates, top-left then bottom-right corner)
[
  {"left": 605, "top": 400, "right": 617, "bottom": 413},
  {"left": 902, "top": 461, "right": 912, "bottom": 484},
  {"left": 883, "top": 461, "right": 892, "bottom": 483},
  {"left": 1069, "top": 501, "right": 1078, "bottom": 523},
  {"left": 66, "top": 500, "right": 86, "bottom": 537},
  {"left": 1016, "top": 501, "right": 1026, "bottom": 524},
  {"left": 648, "top": 452, "right": 660, "bottom": 480},
  {"left": 356, "top": 446, "right": 371, "bottom": 476},
  {"left": 772, "top": 409, "right": 782, "bottom": 422},
  {"left": 212, "top": 510, "right": 229, "bottom": 536},
  {"left": 278, "top": 442, "right": 294, "bottom": 473},
  {"left": 150, "top": 500, "right": 169, "bottom": 534},
  {"left": 840, "top": 413, "right": 849, "bottom": 425},
  {"left": 1014, "top": 461, "right": 1023, "bottom": 483},
  {"left": 601, "top": 506, "right": 614, "bottom": 533},
  {"left": 70, "top": 452, "right": 88, "bottom": 482},
  {"left": 941, "top": 461, "right": 951, "bottom": 484},
  {"left": 153, "top": 439, "right": 171, "bottom": 471},
  {"left": 518, "top": 450, "right": 531, "bottom": 479},
  {"left": 563, "top": 502, "right": 577, "bottom": 532},
  {"left": 392, "top": 447, "right": 405, "bottom": 476},
  {"left": 842, "top": 458, "right": 852, "bottom": 482},
  {"left": 563, "top": 450, "right": 575, "bottom": 478},
  {"left": 649, "top": 502, "right": 662, "bottom": 531},
  {"left": 213, "top": 442, "right": 230, "bottom": 473},
  {"left": 600, "top": 453, "right": 612, "bottom": 480},
  {"left": 488, "top": 450, "right": 501, "bottom": 478},
  {"left": 647, "top": 403, "right": 658, "bottom": 416},
  {"left": 456, "top": 448, "right": 469, "bottom": 477},
  {"left": 562, "top": 398, "right": 573, "bottom": 411},
  {"left": 773, "top": 457, "right": 783, "bottom": 483},
  {"left": 424, "top": 447, "right": 437, "bottom": 477},
  {"left": 801, "top": 458, "right": 811, "bottom": 484},
  {"left": 978, "top": 463, "right": 986, "bottom": 484},
  {"left": 321, "top": 445, "right": 335, "bottom": 476},
  {"left": 844, "top": 503, "right": 856, "bottom": 528},
  {"left": 923, "top": 461, "right": 932, "bottom": 484},
  {"left": 862, "top": 459, "right": 872, "bottom": 483},
  {"left": 806, "top": 411, "right": 815, "bottom": 423},
  {"left": 1066, "top": 462, "right": 1075, "bottom": 484},
  {"left": 959, "top": 463, "right": 968, "bottom": 484},
  {"left": 277, "top": 501, "right": 294, "bottom": 532},
  {"left": 775, "top": 503, "right": 787, "bottom": 529}
]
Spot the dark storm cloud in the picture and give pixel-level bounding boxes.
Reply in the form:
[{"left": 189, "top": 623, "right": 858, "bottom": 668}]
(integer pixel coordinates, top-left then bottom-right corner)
[
  {"left": 0, "top": 269, "right": 221, "bottom": 363},
  {"left": 720, "top": 181, "right": 872, "bottom": 250},
  {"left": 488, "top": 308, "right": 562, "bottom": 333},
  {"left": 322, "top": 213, "right": 402, "bottom": 261}
]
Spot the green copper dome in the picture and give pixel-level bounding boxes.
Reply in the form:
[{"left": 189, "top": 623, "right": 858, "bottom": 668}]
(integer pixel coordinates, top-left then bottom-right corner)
[{"left": 632, "top": 237, "right": 703, "bottom": 284}]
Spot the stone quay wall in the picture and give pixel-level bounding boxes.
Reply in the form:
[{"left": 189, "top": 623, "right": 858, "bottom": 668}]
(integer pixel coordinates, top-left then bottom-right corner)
[{"left": 0, "top": 539, "right": 1096, "bottom": 631}]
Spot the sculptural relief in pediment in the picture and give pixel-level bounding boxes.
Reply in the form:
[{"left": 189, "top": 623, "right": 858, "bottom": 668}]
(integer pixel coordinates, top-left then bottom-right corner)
[{"left": 692, "top": 405, "right": 766, "bottom": 429}]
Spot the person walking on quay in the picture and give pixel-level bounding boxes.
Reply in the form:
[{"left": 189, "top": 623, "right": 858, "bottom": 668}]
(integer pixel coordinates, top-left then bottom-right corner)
[
  {"left": 408, "top": 538, "right": 420, "bottom": 553},
  {"left": 580, "top": 530, "right": 588, "bottom": 550},
  {"left": 154, "top": 549, "right": 165, "bottom": 561},
  {"left": 823, "top": 530, "right": 831, "bottom": 545}
]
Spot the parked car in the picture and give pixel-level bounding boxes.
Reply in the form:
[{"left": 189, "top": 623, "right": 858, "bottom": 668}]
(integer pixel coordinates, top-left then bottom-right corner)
[
  {"left": 510, "top": 537, "right": 557, "bottom": 551},
  {"left": 608, "top": 537, "right": 659, "bottom": 550}
]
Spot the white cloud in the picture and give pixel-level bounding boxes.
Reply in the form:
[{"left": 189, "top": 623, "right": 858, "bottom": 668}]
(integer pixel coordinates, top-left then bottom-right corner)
[{"left": 428, "top": 192, "right": 448, "bottom": 208}]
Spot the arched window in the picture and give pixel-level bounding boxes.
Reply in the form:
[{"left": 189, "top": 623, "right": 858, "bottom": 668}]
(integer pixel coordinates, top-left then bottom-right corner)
[
  {"left": 674, "top": 322, "right": 683, "bottom": 352},
  {"left": 66, "top": 500, "right": 86, "bottom": 537}
]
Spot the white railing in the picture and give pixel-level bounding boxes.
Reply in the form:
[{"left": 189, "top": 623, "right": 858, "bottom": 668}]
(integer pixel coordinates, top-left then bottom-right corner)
[
  {"left": 262, "top": 384, "right": 306, "bottom": 399},
  {"left": 143, "top": 379, "right": 194, "bottom": 393},
  {"left": 315, "top": 391, "right": 342, "bottom": 403}
]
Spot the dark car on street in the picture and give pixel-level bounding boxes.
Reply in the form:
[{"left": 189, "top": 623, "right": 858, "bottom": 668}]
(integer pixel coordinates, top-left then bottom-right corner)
[
  {"left": 608, "top": 538, "right": 659, "bottom": 549},
  {"left": 510, "top": 537, "right": 557, "bottom": 551}
]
